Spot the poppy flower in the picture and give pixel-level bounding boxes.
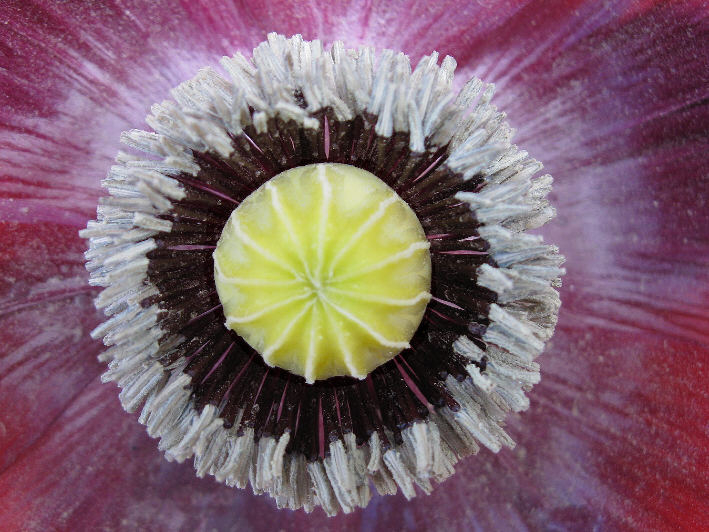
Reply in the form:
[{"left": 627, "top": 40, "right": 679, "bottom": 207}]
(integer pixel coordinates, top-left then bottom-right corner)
[{"left": 1, "top": 0, "right": 707, "bottom": 530}]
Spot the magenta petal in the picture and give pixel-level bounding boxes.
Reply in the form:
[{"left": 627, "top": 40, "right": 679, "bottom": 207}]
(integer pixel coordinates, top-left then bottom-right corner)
[
  {"left": 0, "top": 0, "right": 248, "bottom": 227},
  {"left": 0, "top": 222, "right": 103, "bottom": 471},
  {"left": 469, "top": 2, "right": 709, "bottom": 529},
  {"left": 0, "top": 380, "right": 278, "bottom": 530},
  {"left": 1, "top": 0, "right": 708, "bottom": 530},
  {"left": 491, "top": 1, "right": 709, "bottom": 346}
]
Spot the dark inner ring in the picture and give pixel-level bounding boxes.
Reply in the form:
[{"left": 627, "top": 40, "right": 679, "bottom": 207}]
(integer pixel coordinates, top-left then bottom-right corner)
[{"left": 144, "top": 108, "right": 497, "bottom": 461}]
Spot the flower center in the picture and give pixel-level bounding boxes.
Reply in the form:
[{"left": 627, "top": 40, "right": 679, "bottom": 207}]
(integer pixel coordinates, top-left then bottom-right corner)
[
  {"left": 84, "top": 34, "right": 564, "bottom": 514},
  {"left": 214, "top": 163, "right": 432, "bottom": 383}
]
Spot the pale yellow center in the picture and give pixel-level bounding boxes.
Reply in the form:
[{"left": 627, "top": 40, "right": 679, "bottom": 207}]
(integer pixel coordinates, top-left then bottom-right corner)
[{"left": 213, "top": 163, "right": 432, "bottom": 383}]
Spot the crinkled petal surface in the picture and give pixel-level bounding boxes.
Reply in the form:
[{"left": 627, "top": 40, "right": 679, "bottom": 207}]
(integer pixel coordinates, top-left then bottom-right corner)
[{"left": 1, "top": 1, "right": 707, "bottom": 530}]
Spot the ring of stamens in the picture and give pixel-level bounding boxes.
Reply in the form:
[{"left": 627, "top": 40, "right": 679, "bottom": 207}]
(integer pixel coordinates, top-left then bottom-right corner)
[{"left": 83, "top": 33, "right": 564, "bottom": 516}]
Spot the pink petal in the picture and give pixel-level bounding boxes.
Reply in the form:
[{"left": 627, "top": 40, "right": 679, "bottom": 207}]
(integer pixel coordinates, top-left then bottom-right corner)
[
  {"left": 0, "top": 0, "right": 248, "bottom": 227},
  {"left": 0, "top": 222, "right": 102, "bottom": 471},
  {"left": 0, "top": 380, "right": 288, "bottom": 530},
  {"left": 1, "top": 0, "right": 707, "bottom": 530}
]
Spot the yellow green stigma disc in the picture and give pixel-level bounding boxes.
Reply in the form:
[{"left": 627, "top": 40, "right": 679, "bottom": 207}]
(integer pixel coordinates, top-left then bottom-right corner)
[{"left": 213, "top": 163, "right": 432, "bottom": 383}]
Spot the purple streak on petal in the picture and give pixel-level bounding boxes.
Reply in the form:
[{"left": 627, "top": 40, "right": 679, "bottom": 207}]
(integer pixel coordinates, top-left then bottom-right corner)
[
  {"left": 430, "top": 296, "right": 464, "bottom": 311},
  {"left": 186, "top": 303, "right": 222, "bottom": 326},
  {"left": 201, "top": 342, "right": 234, "bottom": 384}
]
